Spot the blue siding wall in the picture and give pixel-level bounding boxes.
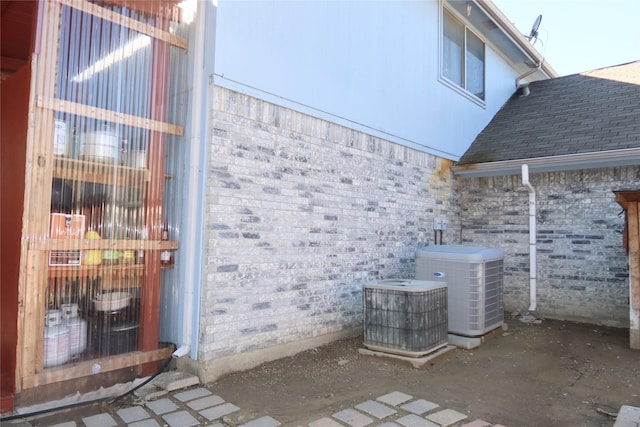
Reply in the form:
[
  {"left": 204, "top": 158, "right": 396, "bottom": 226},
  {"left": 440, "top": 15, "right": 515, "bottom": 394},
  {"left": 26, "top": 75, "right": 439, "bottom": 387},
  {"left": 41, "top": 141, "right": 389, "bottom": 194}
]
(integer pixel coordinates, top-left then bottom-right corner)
[{"left": 214, "top": 0, "right": 520, "bottom": 160}]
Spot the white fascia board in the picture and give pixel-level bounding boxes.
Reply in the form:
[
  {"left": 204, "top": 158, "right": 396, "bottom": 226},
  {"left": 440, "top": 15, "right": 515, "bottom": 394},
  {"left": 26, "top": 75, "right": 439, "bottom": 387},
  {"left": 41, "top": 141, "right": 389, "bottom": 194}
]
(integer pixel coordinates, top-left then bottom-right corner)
[
  {"left": 473, "top": 0, "right": 559, "bottom": 79},
  {"left": 452, "top": 148, "right": 640, "bottom": 177}
]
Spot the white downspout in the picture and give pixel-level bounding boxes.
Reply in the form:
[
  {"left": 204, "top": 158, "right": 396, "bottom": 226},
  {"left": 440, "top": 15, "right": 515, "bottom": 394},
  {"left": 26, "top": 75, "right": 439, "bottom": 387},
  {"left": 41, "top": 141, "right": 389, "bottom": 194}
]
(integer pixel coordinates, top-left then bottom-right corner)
[
  {"left": 172, "top": 0, "right": 210, "bottom": 359},
  {"left": 522, "top": 165, "right": 537, "bottom": 312}
]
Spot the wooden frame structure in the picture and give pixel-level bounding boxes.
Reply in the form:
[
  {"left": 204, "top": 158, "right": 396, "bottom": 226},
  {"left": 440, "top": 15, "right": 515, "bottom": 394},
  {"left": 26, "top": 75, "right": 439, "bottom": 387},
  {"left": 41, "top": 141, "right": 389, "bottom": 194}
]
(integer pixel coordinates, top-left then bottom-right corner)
[
  {"left": 6, "top": 0, "right": 186, "bottom": 403},
  {"left": 615, "top": 191, "right": 640, "bottom": 349}
]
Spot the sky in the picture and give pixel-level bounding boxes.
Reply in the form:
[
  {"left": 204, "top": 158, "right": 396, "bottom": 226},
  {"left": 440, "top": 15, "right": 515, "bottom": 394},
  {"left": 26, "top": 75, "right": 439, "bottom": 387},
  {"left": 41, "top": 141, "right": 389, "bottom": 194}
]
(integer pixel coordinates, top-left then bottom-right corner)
[{"left": 491, "top": 0, "right": 640, "bottom": 76}]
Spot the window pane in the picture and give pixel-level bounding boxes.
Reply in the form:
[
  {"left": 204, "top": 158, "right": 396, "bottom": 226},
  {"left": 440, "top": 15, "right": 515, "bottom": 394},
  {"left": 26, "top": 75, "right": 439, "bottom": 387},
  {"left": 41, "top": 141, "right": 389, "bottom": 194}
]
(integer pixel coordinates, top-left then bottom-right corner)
[
  {"left": 466, "top": 30, "right": 485, "bottom": 99},
  {"left": 443, "top": 10, "right": 463, "bottom": 86}
]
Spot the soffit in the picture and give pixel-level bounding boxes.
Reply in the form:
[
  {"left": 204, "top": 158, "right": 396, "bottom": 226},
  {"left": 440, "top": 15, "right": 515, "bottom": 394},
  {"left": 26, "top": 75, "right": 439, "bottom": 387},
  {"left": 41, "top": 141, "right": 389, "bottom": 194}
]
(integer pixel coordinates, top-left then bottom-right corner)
[{"left": 446, "top": 0, "right": 557, "bottom": 80}]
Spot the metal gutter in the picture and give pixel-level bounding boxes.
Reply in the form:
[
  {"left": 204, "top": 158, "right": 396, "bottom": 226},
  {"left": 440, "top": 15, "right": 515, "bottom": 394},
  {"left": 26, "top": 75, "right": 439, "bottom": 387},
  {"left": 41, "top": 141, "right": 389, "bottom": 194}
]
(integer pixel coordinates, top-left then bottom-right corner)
[
  {"left": 475, "top": 0, "right": 559, "bottom": 78},
  {"left": 452, "top": 148, "right": 640, "bottom": 177}
]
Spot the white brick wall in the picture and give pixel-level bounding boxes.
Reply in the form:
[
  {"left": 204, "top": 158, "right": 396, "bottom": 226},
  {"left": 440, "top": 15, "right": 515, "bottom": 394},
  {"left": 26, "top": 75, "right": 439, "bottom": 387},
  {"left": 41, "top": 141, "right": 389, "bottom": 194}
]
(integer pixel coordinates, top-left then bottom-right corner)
[
  {"left": 199, "top": 86, "right": 457, "bottom": 362},
  {"left": 457, "top": 168, "right": 637, "bottom": 327}
]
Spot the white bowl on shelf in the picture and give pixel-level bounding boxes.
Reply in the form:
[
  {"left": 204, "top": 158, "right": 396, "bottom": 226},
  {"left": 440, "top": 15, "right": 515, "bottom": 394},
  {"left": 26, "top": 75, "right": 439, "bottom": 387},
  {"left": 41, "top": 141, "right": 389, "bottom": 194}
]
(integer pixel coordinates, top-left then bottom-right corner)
[{"left": 93, "top": 292, "right": 130, "bottom": 311}]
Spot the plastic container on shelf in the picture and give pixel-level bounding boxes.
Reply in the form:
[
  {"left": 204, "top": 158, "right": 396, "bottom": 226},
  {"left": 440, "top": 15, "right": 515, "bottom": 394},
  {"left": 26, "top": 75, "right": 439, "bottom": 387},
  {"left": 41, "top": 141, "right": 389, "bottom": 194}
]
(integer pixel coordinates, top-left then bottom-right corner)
[
  {"left": 161, "top": 220, "right": 172, "bottom": 265},
  {"left": 101, "top": 249, "right": 120, "bottom": 265},
  {"left": 121, "top": 249, "right": 135, "bottom": 264},
  {"left": 53, "top": 119, "right": 68, "bottom": 156},
  {"left": 83, "top": 230, "right": 102, "bottom": 266},
  {"left": 136, "top": 226, "right": 148, "bottom": 265}
]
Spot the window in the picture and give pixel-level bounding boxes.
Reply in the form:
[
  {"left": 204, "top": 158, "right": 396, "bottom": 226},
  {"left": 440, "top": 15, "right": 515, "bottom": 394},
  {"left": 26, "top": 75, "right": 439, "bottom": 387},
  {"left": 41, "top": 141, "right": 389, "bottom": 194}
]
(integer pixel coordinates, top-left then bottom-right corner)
[{"left": 442, "top": 8, "right": 485, "bottom": 100}]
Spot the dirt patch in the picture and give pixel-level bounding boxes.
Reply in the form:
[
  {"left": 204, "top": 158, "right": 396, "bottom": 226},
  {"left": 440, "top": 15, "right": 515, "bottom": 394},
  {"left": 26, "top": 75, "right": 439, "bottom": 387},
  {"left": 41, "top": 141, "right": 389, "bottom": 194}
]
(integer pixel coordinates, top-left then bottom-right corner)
[
  {"left": 12, "top": 316, "right": 639, "bottom": 427},
  {"left": 208, "top": 316, "right": 640, "bottom": 427}
]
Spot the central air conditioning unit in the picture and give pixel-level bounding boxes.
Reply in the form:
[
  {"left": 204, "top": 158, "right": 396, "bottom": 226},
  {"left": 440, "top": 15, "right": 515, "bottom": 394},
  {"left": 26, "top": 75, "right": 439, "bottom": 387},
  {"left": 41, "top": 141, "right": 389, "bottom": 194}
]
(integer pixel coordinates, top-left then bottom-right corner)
[
  {"left": 416, "top": 245, "right": 504, "bottom": 337},
  {"left": 363, "top": 279, "right": 448, "bottom": 357}
]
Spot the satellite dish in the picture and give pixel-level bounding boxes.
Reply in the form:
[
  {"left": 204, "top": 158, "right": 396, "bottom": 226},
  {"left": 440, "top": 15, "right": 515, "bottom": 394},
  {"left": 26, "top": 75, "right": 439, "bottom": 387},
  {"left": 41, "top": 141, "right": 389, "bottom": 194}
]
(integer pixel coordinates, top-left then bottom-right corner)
[{"left": 527, "top": 14, "right": 542, "bottom": 42}]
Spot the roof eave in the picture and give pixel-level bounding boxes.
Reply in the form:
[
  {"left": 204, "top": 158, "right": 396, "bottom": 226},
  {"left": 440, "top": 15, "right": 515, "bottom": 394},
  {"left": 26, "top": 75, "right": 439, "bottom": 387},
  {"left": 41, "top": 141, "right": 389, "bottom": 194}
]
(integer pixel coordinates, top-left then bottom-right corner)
[
  {"left": 475, "top": 0, "right": 559, "bottom": 79},
  {"left": 452, "top": 148, "right": 640, "bottom": 178}
]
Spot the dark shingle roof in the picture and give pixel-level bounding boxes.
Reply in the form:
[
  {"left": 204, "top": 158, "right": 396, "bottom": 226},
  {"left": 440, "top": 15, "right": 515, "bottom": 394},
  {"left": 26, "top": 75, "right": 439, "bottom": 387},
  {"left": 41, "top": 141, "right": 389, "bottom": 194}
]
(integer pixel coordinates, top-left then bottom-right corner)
[{"left": 457, "top": 61, "right": 640, "bottom": 165}]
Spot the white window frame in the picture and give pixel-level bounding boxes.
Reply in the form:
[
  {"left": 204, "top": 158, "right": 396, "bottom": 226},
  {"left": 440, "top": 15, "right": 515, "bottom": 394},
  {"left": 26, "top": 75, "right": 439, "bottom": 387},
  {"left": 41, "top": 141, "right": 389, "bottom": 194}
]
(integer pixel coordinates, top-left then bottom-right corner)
[{"left": 439, "top": 5, "right": 486, "bottom": 106}]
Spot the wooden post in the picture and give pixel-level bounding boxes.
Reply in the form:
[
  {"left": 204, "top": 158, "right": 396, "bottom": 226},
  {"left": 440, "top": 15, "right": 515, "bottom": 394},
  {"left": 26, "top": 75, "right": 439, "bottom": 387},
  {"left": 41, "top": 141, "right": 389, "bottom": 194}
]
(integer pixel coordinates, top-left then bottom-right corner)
[
  {"left": 140, "top": 13, "right": 171, "bottom": 374},
  {"left": 18, "top": 0, "right": 62, "bottom": 390},
  {"left": 7, "top": 0, "right": 186, "bottom": 397}
]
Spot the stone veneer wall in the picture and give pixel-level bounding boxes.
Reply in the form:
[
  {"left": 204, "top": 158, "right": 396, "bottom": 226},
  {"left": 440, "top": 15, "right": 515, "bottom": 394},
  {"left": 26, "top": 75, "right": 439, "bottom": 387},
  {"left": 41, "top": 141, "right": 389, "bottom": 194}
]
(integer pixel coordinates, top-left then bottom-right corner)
[
  {"left": 456, "top": 167, "right": 638, "bottom": 327},
  {"left": 196, "top": 86, "right": 458, "bottom": 377}
]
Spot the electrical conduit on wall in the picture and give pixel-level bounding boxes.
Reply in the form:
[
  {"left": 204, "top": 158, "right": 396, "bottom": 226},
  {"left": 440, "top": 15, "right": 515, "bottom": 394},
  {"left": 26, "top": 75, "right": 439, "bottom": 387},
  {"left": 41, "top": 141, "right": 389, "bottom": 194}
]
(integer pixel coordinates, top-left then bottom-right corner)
[{"left": 522, "top": 165, "right": 537, "bottom": 312}]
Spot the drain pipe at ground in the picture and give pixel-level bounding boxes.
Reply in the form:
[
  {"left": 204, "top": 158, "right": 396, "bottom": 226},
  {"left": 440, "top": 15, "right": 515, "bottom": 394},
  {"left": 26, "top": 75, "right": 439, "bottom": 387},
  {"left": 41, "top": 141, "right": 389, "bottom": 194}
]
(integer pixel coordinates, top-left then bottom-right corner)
[{"left": 522, "top": 165, "right": 537, "bottom": 312}]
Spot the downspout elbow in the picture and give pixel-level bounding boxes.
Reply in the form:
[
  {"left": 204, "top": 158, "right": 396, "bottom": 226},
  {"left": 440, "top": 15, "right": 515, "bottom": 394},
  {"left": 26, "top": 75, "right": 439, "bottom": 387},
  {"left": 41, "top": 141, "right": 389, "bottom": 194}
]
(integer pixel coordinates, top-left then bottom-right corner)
[
  {"left": 172, "top": 345, "right": 190, "bottom": 359},
  {"left": 516, "top": 61, "right": 542, "bottom": 95},
  {"left": 523, "top": 179, "right": 535, "bottom": 194}
]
